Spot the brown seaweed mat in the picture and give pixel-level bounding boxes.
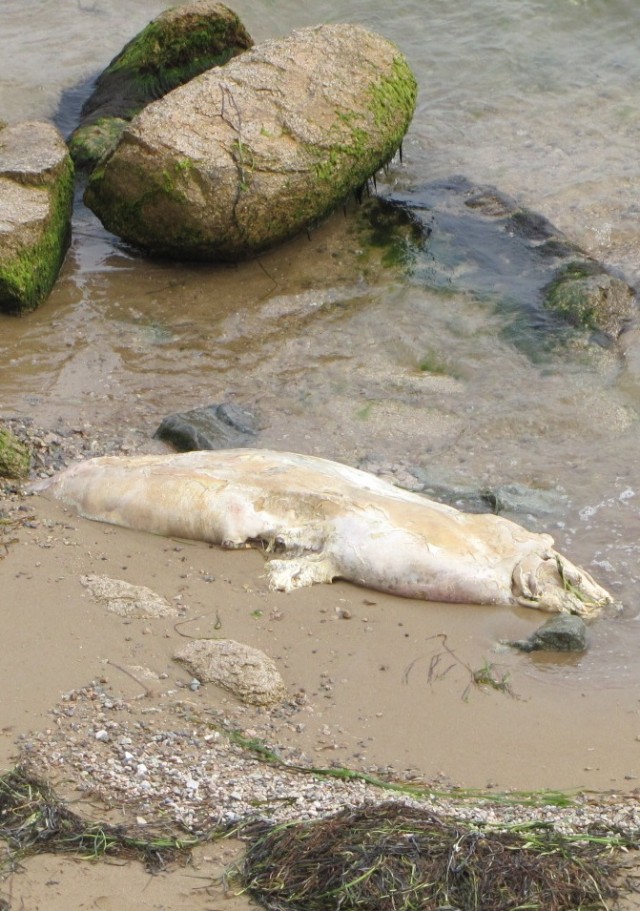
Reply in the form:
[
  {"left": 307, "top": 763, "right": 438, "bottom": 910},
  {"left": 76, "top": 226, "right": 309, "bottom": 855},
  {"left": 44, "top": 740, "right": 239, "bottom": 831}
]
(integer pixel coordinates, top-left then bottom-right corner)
[{"left": 241, "top": 802, "right": 626, "bottom": 911}]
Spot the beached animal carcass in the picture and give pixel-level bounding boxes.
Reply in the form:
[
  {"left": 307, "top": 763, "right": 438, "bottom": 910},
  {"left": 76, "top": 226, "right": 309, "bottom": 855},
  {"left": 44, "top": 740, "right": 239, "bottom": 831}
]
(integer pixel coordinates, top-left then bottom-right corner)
[{"left": 32, "top": 449, "right": 613, "bottom": 617}]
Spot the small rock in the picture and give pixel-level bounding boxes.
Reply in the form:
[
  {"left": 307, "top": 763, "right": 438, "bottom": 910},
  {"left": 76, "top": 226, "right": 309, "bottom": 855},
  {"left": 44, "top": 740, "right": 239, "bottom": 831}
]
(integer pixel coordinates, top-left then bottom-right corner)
[
  {"left": 507, "top": 614, "right": 588, "bottom": 653},
  {"left": 68, "top": 1, "right": 253, "bottom": 169},
  {"left": 154, "top": 402, "right": 258, "bottom": 451},
  {"left": 174, "top": 638, "right": 286, "bottom": 706}
]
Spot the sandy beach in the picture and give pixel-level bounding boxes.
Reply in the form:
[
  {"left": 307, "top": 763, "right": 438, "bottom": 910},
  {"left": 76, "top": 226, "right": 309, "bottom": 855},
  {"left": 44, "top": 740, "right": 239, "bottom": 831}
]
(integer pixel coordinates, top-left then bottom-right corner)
[{"left": 1, "top": 426, "right": 640, "bottom": 909}]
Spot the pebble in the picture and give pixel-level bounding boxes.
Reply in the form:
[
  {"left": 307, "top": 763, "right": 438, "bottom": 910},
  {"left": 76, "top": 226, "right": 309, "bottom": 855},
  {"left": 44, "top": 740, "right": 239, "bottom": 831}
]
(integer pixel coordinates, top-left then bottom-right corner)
[{"left": 18, "top": 683, "right": 640, "bottom": 838}]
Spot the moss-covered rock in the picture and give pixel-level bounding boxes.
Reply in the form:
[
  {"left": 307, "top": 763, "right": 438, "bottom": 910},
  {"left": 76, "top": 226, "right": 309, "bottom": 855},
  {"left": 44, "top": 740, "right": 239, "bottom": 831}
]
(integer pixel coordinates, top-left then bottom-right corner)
[
  {"left": 0, "top": 121, "right": 73, "bottom": 313},
  {"left": 68, "top": 1, "right": 253, "bottom": 170},
  {"left": 0, "top": 425, "right": 30, "bottom": 478},
  {"left": 84, "top": 23, "right": 417, "bottom": 261},
  {"left": 68, "top": 117, "right": 128, "bottom": 172},
  {"left": 544, "top": 260, "right": 636, "bottom": 338}
]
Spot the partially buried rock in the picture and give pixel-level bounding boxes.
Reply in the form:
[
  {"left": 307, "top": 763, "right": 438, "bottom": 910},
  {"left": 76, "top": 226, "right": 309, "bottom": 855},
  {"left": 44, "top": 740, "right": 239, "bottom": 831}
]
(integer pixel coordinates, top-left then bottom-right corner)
[
  {"left": 174, "top": 638, "right": 286, "bottom": 705},
  {"left": 507, "top": 614, "right": 588, "bottom": 653},
  {"left": 84, "top": 23, "right": 417, "bottom": 260},
  {"left": 81, "top": 574, "right": 181, "bottom": 618},
  {"left": 68, "top": 2, "right": 253, "bottom": 170},
  {"left": 0, "top": 121, "right": 73, "bottom": 313},
  {"left": 154, "top": 402, "right": 258, "bottom": 451}
]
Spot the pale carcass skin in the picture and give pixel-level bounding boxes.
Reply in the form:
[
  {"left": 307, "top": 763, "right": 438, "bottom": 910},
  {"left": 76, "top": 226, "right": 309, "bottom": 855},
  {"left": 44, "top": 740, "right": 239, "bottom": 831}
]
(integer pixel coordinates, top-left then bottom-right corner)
[{"left": 31, "top": 449, "right": 613, "bottom": 616}]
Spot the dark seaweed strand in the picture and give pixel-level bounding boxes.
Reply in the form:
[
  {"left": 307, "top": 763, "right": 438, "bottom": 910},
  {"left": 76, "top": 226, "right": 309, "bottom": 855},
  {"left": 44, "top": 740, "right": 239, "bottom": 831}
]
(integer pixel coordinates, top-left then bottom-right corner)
[{"left": 0, "top": 767, "right": 202, "bottom": 872}]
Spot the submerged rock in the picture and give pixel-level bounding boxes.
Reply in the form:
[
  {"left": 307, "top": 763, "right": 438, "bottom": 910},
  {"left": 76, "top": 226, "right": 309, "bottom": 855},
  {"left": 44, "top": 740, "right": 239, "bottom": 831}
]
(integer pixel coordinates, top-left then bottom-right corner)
[
  {"left": 154, "top": 403, "right": 258, "bottom": 451},
  {"left": 0, "top": 423, "right": 30, "bottom": 478},
  {"left": 85, "top": 23, "right": 417, "bottom": 260},
  {"left": 362, "top": 176, "right": 637, "bottom": 350},
  {"left": 359, "top": 459, "right": 568, "bottom": 525},
  {"left": 544, "top": 260, "right": 635, "bottom": 338},
  {"left": 0, "top": 121, "right": 73, "bottom": 313},
  {"left": 174, "top": 638, "right": 287, "bottom": 706},
  {"left": 68, "top": 1, "right": 253, "bottom": 170},
  {"left": 507, "top": 614, "right": 588, "bottom": 653}
]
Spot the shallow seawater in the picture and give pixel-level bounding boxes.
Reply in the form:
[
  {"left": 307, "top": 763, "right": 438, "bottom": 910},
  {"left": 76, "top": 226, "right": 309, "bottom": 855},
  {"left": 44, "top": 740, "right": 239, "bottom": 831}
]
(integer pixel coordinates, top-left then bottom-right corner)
[{"left": 2, "top": 0, "right": 640, "bottom": 689}]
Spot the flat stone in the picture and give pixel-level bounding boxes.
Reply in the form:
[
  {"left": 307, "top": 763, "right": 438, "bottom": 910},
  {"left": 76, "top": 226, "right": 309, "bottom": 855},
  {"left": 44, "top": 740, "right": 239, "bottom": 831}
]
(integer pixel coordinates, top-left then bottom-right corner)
[
  {"left": 0, "top": 121, "right": 69, "bottom": 182},
  {"left": 80, "top": 574, "right": 180, "bottom": 618},
  {"left": 363, "top": 176, "right": 637, "bottom": 350}
]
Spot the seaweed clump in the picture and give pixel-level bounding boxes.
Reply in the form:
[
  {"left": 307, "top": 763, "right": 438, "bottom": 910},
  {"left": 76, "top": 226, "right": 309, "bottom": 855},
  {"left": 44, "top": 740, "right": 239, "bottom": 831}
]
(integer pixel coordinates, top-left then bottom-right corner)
[
  {"left": 0, "top": 767, "right": 198, "bottom": 874},
  {"left": 242, "top": 802, "right": 622, "bottom": 911}
]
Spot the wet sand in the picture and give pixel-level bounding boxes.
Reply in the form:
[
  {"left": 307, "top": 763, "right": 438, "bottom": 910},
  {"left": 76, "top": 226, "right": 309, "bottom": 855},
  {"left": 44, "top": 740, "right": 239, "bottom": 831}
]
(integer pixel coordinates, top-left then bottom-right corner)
[{"left": 2, "top": 485, "right": 640, "bottom": 907}]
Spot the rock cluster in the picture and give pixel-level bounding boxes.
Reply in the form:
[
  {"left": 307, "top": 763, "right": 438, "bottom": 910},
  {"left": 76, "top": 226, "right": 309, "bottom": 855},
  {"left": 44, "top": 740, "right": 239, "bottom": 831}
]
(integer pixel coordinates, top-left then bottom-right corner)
[
  {"left": 84, "top": 23, "right": 417, "bottom": 261},
  {"left": 0, "top": 9, "right": 417, "bottom": 308},
  {"left": 80, "top": 574, "right": 183, "bottom": 619}
]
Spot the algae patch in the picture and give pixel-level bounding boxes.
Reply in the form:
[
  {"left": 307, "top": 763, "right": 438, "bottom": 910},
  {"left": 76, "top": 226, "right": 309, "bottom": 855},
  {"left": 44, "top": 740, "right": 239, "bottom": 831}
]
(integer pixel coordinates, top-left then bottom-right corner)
[{"left": 0, "top": 424, "right": 31, "bottom": 479}]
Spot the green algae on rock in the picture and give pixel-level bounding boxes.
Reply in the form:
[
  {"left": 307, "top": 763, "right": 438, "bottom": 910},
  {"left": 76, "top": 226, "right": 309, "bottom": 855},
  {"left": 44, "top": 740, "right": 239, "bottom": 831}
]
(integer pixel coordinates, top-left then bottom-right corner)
[
  {"left": 543, "top": 259, "right": 636, "bottom": 338},
  {"left": 84, "top": 23, "right": 417, "bottom": 261},
  {"left": 0, "top": 121, "right": 73, "bottom": 314},
  {"left": 68, "top": 1, "right": 253, "bottom": 170},
  {"left": 0, "top": 425, "right": 30, "bottom": 478}
]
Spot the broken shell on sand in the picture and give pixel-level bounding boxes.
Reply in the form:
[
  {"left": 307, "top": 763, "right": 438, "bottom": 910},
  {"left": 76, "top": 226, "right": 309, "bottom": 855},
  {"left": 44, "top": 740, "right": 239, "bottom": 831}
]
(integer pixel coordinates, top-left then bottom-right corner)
[{"left": 31, "top": 448, "right": 614, "bottom": 618}]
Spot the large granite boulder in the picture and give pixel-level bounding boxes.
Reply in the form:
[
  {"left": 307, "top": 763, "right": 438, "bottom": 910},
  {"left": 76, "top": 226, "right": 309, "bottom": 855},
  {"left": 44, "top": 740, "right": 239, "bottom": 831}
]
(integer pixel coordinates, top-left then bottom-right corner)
[
  {"left": 68, "top": 1, "right": 253, "bottom": 170},
  {"left": 0, "top": 121, "right": 73, "bottom": 313},
  {"left": 84, "top": 24, "right": 417, "bottom": 261}
]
